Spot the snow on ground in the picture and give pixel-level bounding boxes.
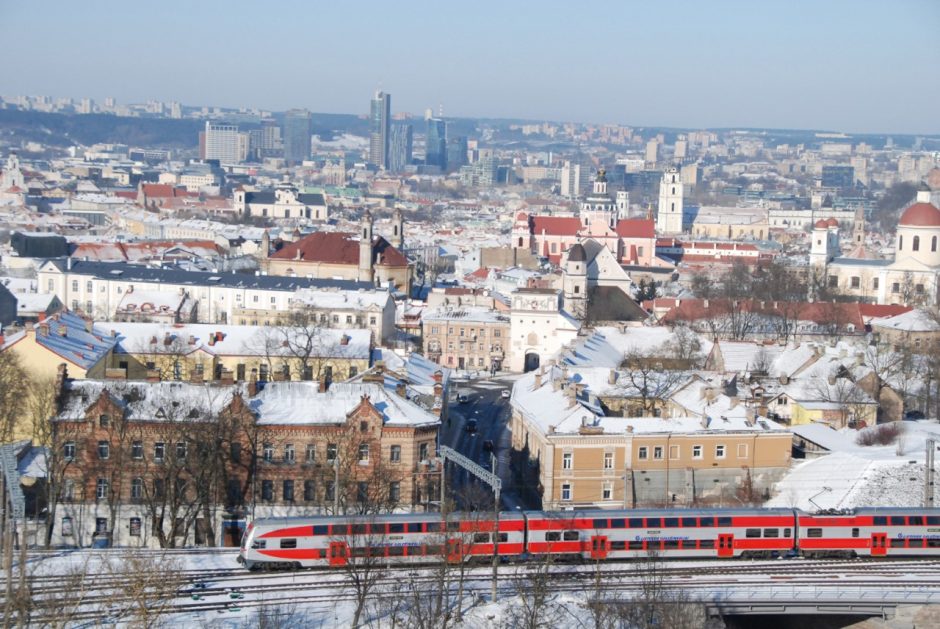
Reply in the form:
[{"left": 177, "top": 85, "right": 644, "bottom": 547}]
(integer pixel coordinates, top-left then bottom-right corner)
[{"left": 767, "top": 421, "right": 940, "bottom": 510}]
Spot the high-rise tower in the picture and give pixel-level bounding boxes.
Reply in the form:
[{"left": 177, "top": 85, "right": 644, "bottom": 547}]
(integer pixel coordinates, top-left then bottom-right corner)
[
  {"left": 369, "top": 91, "right": 391, "bottom": 170},
  {"left": 283, "top": 109, "right": 312, "bottom": 165},
  {"left": 656, "top": 168, "right": 684, "bottom": 235}
]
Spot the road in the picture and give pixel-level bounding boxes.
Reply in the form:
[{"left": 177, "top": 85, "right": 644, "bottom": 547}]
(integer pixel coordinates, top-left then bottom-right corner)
[{"left": 439, "top": 375, "right": 524, "bottom": 510}]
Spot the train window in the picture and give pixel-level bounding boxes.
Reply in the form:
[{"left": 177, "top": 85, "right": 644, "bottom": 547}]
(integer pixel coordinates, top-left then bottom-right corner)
[
  {"left": 388, "top": 546, "right": 405, "bottom": 556},
  {"left": 426, "top": 522, "right": 441, "bottom": 533},
  {"left": 890, "top": 538, "right": 906, "bottom": 548},
  {"left": 351, "top": 547, "right": 368, "bottom": 557},
  {"left": 851, "top": 528, "right": 859, "bottom": 538},
  {"left": 389, "top": 523, "right": 405, "bottom": 534},
  {"left": 807, "top": 528, "right": 823, "bottom": 538},
  {"left": 546, "top": 532, "right": 561, "bottom": 542},
  {"left": 890, "top": 516, "right": 906, "bottom": 526},
  {"left": 873, "top": 517, "right": 888, "bottom": 526},
  {"left": 251, "top": 540, "right": 266, "bottom": 549},
  {"left": 563, "top": 531, "right": 579, "bottom": 541},
  {"left": 611, "top": 541, "right": 626, "bottom": 551},
  {"left": 407, "top": 523, "right": 423, "bottom": 533},
  {"left": 928, "top": 538, "right": 940, "bottom": 548},
  {"left": 498, "top": 533, "right": 508, "bottom": 543},
  {"left": 593, "top": 518, "right": 608, "bottom": 529},
  {"left": 763, "top": 529, "right": 779, "bottom": 538},
  {"left": 664, "top": 518, "right": 679, "bottom": 528},
  {"left": 425, "top": 545, "right": 442, "bottom": 555},
  {"left": 910, "top": 517, "right": 924, "bottom": 526},
  {"left": 611, "top": 519, "right": 625, "bottom": 529},
  {"left": 663, "top": 540, "right": 680, "bottom": 549},
  {"left": 700, "top": 517, "right": 715, "bottom": 528},
  {"left": 447, "top": 521, "right": 461, "bottom": 532},
  {"left": 717, "top": 517, "right": 732, "bottom": 527},
  {"left": 280, "top": 539, "right": 297, "bottom": 549},
  {"left": 912, "top": 538, "right": 926, "bottom": 548},
  {"left": 313, "top": 525, "right": 328, "bottom": 536},
  {"left": 473, "top": 533, "right": 491, "bottom": 544},
  {"left": 928, "top": 517, "right": 940, "bottom": 526},
  {"left": 372, "top": 524, "right": 387, "bottom": 535},
  {"left": 628, "top": 541, "right": 644, "bottom": 550},
  {"left": 784, "top": 528, "right": 792, "bottom": 538},
  {"left": 628, "top": 518, "right": 644, "bottom": 528},
  {"left": 646, "top": 518, "right": 662, "bottom": 528},
  {"left": 681, "top": 518, "right": 697, "bottom": 528},
  {"left": 745, "top": 528, "right": 761, "bottom": 538},
  {"left": 332, "top": 525, "right": 348, "bottom": 536},
  {"left": 351, "top": 524, "right": 369, "bottom": 536},
  {"left": 700, "top": 540, "right": 715, "bottom": 549}
]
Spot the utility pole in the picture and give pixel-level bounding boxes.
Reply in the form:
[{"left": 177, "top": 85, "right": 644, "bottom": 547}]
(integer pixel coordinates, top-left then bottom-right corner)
[
  {"left": 333, "top": 457, "right": 340, "bottom": 514},
  {"left": 926, "top": 439, "right": 936, "bottom": 508},
  {"left": 491, "top": 452, "right": 500, "bottom": 603}
]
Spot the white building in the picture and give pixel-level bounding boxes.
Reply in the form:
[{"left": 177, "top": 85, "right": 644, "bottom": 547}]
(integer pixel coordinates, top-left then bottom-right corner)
[
  {"left": 656, "top": 168, "right": 684, "bottom": 235},
  {"left": 203, "top": 122, "right": 243, "bottom": 163},
  {"left": 509, "top": 288, "right": 580, "bottom": 372}
]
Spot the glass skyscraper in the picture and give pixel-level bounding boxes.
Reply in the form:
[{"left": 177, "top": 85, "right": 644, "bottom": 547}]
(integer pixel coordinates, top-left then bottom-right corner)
[
  {"left": 369, "top": 91, "right": 391, "bottom": 169},
  {"left": 389, "top": 123, "right": 413, "bottom": 172},
  {"left": 282, "top": 109, "right": 312, "bottom": 165},
  {"left": 425, "top": 117, "right": 446, "bottom": 169}
]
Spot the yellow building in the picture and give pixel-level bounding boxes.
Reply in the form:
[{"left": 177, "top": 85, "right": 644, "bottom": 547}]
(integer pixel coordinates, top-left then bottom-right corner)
[{"left": 2, "top": 312, "right": 117, "bottom": 381}]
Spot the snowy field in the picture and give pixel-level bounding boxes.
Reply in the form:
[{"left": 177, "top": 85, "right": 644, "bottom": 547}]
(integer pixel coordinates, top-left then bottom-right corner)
[{"left": 767, "top": 421, "right": 940, "bottom": 510}]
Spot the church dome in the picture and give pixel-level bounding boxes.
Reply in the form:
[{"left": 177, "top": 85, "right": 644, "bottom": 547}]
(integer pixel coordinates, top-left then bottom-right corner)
[
  {"left": 814, "top": 219, "right": 829, "bottom": 229},
  {"left": 826, "top": 217, "right": 839, "bottom": 227},
  {"left": 899, "top": 202, "right": 940, "bottom": 227},
  {"left": 567, "top": 243, "right": 586, "bottom": 262}
]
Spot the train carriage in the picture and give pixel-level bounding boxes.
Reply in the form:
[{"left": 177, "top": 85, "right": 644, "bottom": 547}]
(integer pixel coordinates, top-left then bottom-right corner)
[
  {"left": 796, "top": 508, "right": 940, "bottom": 558},
  {"left": 525, "top": 508, "right": 797, "bottom": 560},
  {"left": 239, "top": 512, "right": 526, "bottom": 569}
]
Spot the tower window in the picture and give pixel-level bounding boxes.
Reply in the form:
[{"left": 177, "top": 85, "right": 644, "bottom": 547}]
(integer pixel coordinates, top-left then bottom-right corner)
[
  {"left": 574, "top": 285, "right": 580, "bottom": 294},
  {"left": 671, "top": 187, "right": 676, "bottom": 195},
  {"left": 899, "top": 235, "right": 903, "bottom": 250},
  {"left": 671, "top": 203, "right": 675, "bottom": 211},
  {"left": 913, "top": 236, "right": 920, "bottom": 252},
  {"left": 933, "top": 236, "right": 937, "bottom": 252}
]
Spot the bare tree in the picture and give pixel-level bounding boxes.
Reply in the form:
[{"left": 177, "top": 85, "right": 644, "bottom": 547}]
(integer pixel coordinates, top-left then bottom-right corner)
[
  {"left": 335, "top": 516, "right": 389, "bottom": 628},
  {"left": 0, "top": 351, "right": 30, "bottom": 442},
  {"left": 503, "top": 553, "right": 563, "bottom": 629},
  {"left": 31, "top": 376, "right": 74, "bottom": 548},
  {"left": 102, "top": 550, "right": 184, "bottom": 628},
  {"left": 620, "top": 350, "right": 687, "bottom": 416}
]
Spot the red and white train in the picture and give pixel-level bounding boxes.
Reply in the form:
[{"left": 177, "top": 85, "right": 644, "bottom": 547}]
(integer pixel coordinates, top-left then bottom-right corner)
[{"left": 238, "top": 507, "right": 940, "bottom": 570}]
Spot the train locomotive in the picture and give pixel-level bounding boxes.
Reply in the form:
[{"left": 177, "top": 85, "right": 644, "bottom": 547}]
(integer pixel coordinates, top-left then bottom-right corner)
[{"left": 238, "top": 507, "right": 940, "bottom": 570}]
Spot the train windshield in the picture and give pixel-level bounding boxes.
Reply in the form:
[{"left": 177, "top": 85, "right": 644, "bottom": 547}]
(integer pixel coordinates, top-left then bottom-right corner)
[{"left": 240, "top": 523, "right": 254, "bottom": 550}]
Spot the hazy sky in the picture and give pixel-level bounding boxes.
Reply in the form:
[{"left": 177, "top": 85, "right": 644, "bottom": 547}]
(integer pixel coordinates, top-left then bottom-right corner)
[{"left": 2, "top": 0, "right": 938, "bottom": 133}]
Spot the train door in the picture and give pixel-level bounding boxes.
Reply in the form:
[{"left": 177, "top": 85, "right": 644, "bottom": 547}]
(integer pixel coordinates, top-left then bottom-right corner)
[
  {"left": 871, "top": 533, "right": 887, "bottom": 557},
  {"left": 717, "top": 534, "right": 734, "bottom": 558},
  {"left": 590, "top": 536, "right": 609, "bottom": 560},
  {"left": 329, "top": 542, "right": 349, "bottom": 566}
]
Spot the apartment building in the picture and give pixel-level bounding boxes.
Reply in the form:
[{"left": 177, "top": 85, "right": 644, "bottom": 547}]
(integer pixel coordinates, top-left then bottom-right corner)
[{"left": 421, "top": 306, "right": 510, "bottom": 372}]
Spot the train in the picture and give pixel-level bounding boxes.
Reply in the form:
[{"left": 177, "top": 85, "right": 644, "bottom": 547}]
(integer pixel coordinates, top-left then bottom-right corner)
[{"left": 237, "top": 507, "right": 940, "bottom": 570}]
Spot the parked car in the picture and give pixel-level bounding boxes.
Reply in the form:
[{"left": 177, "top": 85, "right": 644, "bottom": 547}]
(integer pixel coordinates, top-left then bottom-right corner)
[
  {"left": 501, "top": 389, "right": 511, "bottom": 399},
  {"left": 457, "top": 388, "right": 472, "bottom": 404},
  {"left": 465, "top": 419, "right": 478, "bottom": 434}
]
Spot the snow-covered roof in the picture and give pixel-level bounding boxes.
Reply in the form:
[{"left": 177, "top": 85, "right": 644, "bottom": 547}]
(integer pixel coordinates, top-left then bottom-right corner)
[
  {"left": 291, "top": 286, "right": 392, "bottom": 311},
  {"left": 422, "top": 306, "right": 510, "bottom": 324},
  {"left": 58, "top": 380, "right": 239, "bottom": 421},
  {"left": 872, "top": 308, "right": 940, "bottom": 333},
  {"left": 559, "top": 326, "right": 712, "bottom": 369}
]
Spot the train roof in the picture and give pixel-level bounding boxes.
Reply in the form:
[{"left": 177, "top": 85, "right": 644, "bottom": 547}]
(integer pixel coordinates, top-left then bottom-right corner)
[
  {"left": 251, "top": 511, "right": 525, "bottom": 528},
  {"left": 798, "top": 507, "right": 940, "bottom": 516},
  {"left": 522, "top": 508, "right": 797, "bottom": 518}
]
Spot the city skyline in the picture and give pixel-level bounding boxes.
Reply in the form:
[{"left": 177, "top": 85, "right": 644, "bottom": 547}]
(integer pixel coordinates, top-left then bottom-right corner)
[{"left": 1, "top": 1, "right": 937, "bottom": 135}]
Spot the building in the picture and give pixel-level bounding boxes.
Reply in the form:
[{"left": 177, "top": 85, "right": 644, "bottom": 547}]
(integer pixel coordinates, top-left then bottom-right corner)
[
  {"left": 389, "top": 123, "right": 413, "bottom": 172},
  {"left": 49, "top": 378, "right": 441, "bottom": 547},
  {"left": 446, "top": 136, "right": 468, "bottom": 173},
  {"left": 234, "top": 184, "right": 328, "bottom": 221},
  {"left": 509, "top": 288, "right": 580, "bottom": 372},
  {"left": 422, "top": 306, "right": 510, "bottom": 372},
  {"left": 425, "top": 117, "right": 446, "bottom": 169},
  {"left": 283, "top": 109, "right": 312, "bottom": 165},
  {"left": 656, "top": 168, "right": 684, "bottom": 235},
  {"left": 202, "top": 122, "right": 243, "bottom": 163},
  {"left": 509, "top": 365, "right": 792, "bottom": 510},
  {"left": 265, "top": 213, "right": 411, "bottom": 293},
  {"left": 369, "top": 91, "right": 391, "bottom": 169},
  {"left": 821, "top": 165, "right": 856, "bottom": 190}
]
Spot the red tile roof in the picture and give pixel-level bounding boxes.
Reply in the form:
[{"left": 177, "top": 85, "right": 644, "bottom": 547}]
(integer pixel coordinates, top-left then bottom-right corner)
[
  {"left": 531, "top": 216, "right": 582, "bottom": 236},
  {"left": 615, "top": 218, "right": 655, "bottom": 238},
  {"left": 899, "top": 202, "right": 940, "bottom": 227},
  {"left": 270, "top": 232, "right": 408, "bottom": 267}
]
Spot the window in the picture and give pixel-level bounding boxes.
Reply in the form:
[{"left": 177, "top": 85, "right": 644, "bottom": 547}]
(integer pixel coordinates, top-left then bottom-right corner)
[
  {"left": 390, "top": 445, "right": 401, "bottom": 462},
  {"left": 280, "top": 538, "right": 297, "bottom": 549},
  {"left": 131, "top": 478, "right": 143, "bottom": 500},
  {"left": 61, "top": 516, "right": 73, "bottom": 536},
  {"left": 692, "top": 445, "right": 703, "bottom": 459},
  {"left": 327, "top": 444, "right": 337, "bottom": 462},
  {"left": 933, "top": 236, "right": 938, "bottom": 252},
  {"left": 263, "top": 443, "right": 274, "bottom": 462},
  {"left": 130, "top": 440, "right": 143, "bottom": 459},
  {"left": 369, "top": 317, "right": 376, "bottom": 325},
  {"left": 358, "top": 443, "right": 370, "bottom": 463},
  {"left": 63, "top": 441, "right": 75, "bottom": 461},
  {"left": 638, "top": 446, "right": 648, "bottom": 460},
  {"left": 850, "top": 276, "right": 860, "bottom": 289},
  {"left": 154, "top": 442, "right": 165, "bottom": 462},
  {"left": 737, "top": 443, "right": 748, "bottom": 458},
  {"left": 715, "top": 445, "right": 726, "bottom": 459},
  {"left": 763, "top": 528, "right": 779, "bottom": 538},
  {"left": 873, "top": 277, "right": 879, "bottom": 290},
  {"left": 261, "top": 480, "right": 273, "bottom": 501},
  {"left": 176, "top": 442, "right": 187, "bottom": 459},
  {"left": 892, "top": 282, "right": 900, "bottom": 294},
  {"left": 284, "top": 444, "right": 295, "bottom": 463},
  {"left": 807, "top": 528, "right": 823, "bottom": 538},
  {"left": 325, "top": 481, "right": 335, "bottom": 502},
  {"left": 231, "top": 442, "right": 241, "bottom": 463},
  {"left": 360, "top": 421, "right": 369, "bottom": 432},
  {"left": 602, "top": 483, "right": 612, "bottom": 500},
  {"left": 99, "top": 414, "right": 110, "bottom": 428},
  {"left": 97, "top": 441, "right": 109, "bottom": 460},
  {"left": 899, "top": 235, "right": 903, "bottom": 250},
  {"left": 604, "top": 452, "right": 614, "bottom": 470},
  {"left": 71, "top": 280, "right": 78, "bottom": 292},
  {"left": 305, "top": 444, "right": 316, "bottom": 463},
  {"left": 389, "top": 481, "right": 401, "bottom": 503},
  {"left": 917, "top": 283, "right": 925, "bottom": 294},
  {"left": 828, "top": 275, "right": 838, "bottom": 288},
  {"left": 561, "top": 483, "right": 572, "bottom": 501},
  {"left": 653, "top": 446, "right": 664, "bottom": 460},
  {"left": 913, "top": 236, "right": 920, "bottom": 251},
  {"left": 96, "top": 478, "right": 108, "bottom": 500},
  {"left": 419, "top": 443, "right": 429, "bottom": 461},
  {"left": 304, "top": 480, "right": 316, "bottom": 501},
  {"left": 357, "top": 482, "right": 368, "bottom": 503},
  {"left": 562, "top": 452, "right": 572, "bottom": 469},
  {"left": 283, "top": 480, "right": 294, "bottom": 502},
  {"left": 95, "top": 518, "right": 108, "bottom": 534}
]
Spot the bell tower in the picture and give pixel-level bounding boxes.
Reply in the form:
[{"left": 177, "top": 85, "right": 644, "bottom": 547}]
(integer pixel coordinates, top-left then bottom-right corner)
[
  {"left": 391, "top": 207, "right": 404, "bottom": 250},
  {"left": 656, "top": 168, "right": 684, "bottom": 235},
  {"left": 359, "top": 210, "right": 374, "bottom": 283}
]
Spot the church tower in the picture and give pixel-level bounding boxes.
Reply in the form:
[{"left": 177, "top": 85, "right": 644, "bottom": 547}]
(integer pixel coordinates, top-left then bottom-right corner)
[
  {"left": 656, "top": 168, "right": 684, "bottom": 235},
  {"left": 580, "top": 169, "right": 616, "bottom": 229},
  {"left": 359, "top": 210, "right": 374, "bottom": 283},
  {"left": 390, "top": 207, "right": 404, "bottom": 250},
  {"left": 853, "top": 206, "right": 866, "bottom": 245},
  {"left": 562, "top": 243, "right": 588, "bottom": 320},
  {"left": 616, "top": 190, "right": 630, "bottom": 220}
]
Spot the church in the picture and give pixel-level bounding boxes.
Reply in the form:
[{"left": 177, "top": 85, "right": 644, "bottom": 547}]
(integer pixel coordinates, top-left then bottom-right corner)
[{"left": 812, "top": 189, "right": 940, "bottom": 305}]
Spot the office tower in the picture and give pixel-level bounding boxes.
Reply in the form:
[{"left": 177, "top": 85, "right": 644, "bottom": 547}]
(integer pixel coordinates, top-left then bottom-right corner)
[
  {"left": 425, "top": 116, "right": 447, "bottom": 169},
  {"left": 645, "top": 139, "right": 660, "bottom": 165},
  {"left": 821, "top": 165, "right": 855, "bottom": 189},
  {"left": 369, "top": 91, "right": 391, "bottom": 169},
  {"left": 446, "top": 136, "right": 468, "bottom": 173},
  {"left": 203, "top": 121, "right": 242, "bottom": 163},
  {"left": 389, "top": 123, "right": 413, "bottom": 172},
  {"left": 283, "top": 109, "right": 312, "bottom": 165}
]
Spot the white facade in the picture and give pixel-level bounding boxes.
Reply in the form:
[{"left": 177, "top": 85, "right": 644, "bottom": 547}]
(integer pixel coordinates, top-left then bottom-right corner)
[
  {"left": 509, "top": 288, "right": 580, "bottom": 372},
  {"left": 204, "top": 122, "right": 242, "bottom": 163},
  {"left": 657, "top": 168, "right": 684, "bottom": 235}
]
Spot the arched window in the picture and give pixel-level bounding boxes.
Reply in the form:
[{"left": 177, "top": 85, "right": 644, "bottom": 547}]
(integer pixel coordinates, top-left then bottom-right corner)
[
  {"left": 671, "top": 187, "right": 676, "bottom": 195},
  {"left": 913, "top": 236, "right": 920, "bottom": 251},
  {"left": 933, "top": 236, "right": 937, "bottom": 252},
  {"left": 671, "top": 203, "right": 675, "bottom": 211},
  {"left": 899, "top": 235, "right": 903, "bottom": 250},
  {"left": 518, "top": 237, "right": 524, "bottom": 247}
]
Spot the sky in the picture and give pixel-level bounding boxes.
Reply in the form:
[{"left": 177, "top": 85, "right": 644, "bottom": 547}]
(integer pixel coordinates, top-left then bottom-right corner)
[{"left": 1, "top": 0, "right": 938, "bottom": 134}]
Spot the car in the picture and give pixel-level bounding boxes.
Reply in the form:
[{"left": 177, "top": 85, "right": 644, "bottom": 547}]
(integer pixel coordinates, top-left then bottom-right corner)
[
  {"left": 501, "top": 389, "right": 511, "bottom": 399},
  {"left": 483, "top": 439, "right": 495, "bottom": 452},
  {"left": 905, "top": 410, "right": 926, "bottom": 420},
  {"left": 465, "top": 419, "right": 478, "bottom": 434}
]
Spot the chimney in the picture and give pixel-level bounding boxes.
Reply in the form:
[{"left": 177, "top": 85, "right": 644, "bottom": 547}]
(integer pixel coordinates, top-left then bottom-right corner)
[
  {"left": 827, "top": 374, "right": 836, "bottom": 386},
  {"left": 188, "top": 335, "right": 196, "bottom": 346},
  {"left": 38, "top": 312, "right": 46, "bottom": 322},
  {"left": 395, "top": 381, "right": 407, "bottom": 398},
  {"left": 608, "top": 369, "right": 618, "bottom": 385},
  {"left": 66, "top": 256, "right": 72, "bottom": 270},
  {"left": 431, "top": 370, "right": 443, "bottom": 384},
  {"left": 534, "top": 372, "right": 542, "bottom": 389},
  {"left": 84, "top": 318, "right": 93, "bottom": 333},
  {"left": 340, "top": 334, "right": 350, "bottom": 346},
  {"left": 58, "top": 325, "right": 67, "bottom": 337},
  {"left": 319, "top": 377, "right": 328, "bottom": 393},
  {"left": 247, "top": 380, "right": 258, "bottom": 396},
  {"left": 778, "top": 374, "right": 789, "bottom": 385},
  {"left": 0, "top": 334, "right": 4, "bottom": 346},
  {"left": 626, "top": 425, "right": 634, "bottom": 433},
  {"left": 163, "top": 332, "right": 172, "bottom": 346},
  {"left": 552, "top": 377, "right": 561, "bottom": 392},
  {"left": 38, "top": 322, "right": 49, "bottom": 337},
  {"left": 745, "top": 407, "right": 756, "bottom": 426}
]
